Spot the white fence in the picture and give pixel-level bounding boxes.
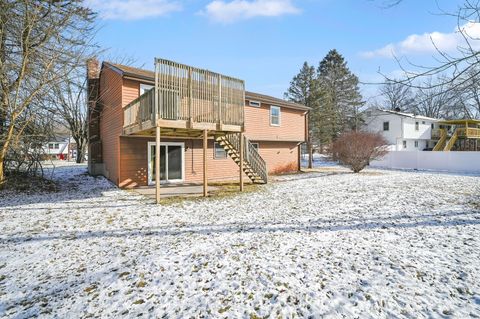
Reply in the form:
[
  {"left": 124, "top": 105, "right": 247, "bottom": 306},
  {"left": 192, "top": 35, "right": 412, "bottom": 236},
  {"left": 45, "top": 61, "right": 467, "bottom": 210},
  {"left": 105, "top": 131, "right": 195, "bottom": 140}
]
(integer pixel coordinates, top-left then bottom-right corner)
[{"left": 370, "top": 151, "right": 480, "bottom": 174}]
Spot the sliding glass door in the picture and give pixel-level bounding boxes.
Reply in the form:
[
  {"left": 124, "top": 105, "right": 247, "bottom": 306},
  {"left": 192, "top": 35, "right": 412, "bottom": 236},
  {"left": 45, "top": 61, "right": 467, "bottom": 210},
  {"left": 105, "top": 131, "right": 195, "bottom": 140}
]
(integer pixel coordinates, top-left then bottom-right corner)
[{"left": 148, "top": 142, "right": 184, "bottom": 184}]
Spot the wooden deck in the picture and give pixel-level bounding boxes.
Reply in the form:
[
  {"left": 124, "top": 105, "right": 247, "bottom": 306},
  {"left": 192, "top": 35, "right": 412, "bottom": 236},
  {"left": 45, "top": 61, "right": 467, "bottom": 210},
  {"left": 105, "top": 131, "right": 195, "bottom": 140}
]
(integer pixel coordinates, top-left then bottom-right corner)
[
  {"left": 123, "top": 58, "right": 245, "bottom": 136},
  {"left": 121, "top": 58, "right": 267, "bottom": 204}
]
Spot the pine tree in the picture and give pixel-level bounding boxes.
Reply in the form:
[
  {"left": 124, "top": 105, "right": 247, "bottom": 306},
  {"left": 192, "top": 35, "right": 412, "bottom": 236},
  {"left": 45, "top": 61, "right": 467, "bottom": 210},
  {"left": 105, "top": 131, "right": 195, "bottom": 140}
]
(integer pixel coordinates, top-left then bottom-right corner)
[
  {"left": 284, "top": 62, "right": 319, "bottom": 168},
  {"left": 316, "top": 49, "right": 364, "bottom": 146}
]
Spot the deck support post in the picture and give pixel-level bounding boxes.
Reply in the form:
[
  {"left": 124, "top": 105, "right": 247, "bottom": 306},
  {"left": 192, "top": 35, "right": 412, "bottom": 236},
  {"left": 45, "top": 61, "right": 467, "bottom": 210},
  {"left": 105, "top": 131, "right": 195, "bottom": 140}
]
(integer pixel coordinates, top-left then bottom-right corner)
[
  {"left": 155, "top": 126, "right": 161, "bottom": 204},
  {"left": 203, "top": 129, "right": 208, "bottom": 197},
  {"left": 239, "top": 132, "right": 244, "bottom": 192}
]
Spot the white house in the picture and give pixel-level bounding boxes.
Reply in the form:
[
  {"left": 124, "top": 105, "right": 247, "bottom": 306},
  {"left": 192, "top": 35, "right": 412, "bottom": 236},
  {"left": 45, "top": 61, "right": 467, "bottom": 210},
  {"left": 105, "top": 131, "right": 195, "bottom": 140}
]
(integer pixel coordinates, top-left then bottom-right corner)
[
  {"left": 43, "top": 136, "right": 70, "bottom": 160},
  {"left": 363, "top": 109, "right": 439, "bottom": 151}
]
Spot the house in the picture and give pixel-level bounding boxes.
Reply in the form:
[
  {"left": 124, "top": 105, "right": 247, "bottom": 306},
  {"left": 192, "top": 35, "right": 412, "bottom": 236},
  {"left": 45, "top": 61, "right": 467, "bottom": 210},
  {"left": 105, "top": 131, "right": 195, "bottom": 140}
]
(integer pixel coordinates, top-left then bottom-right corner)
[
  {"left": 87, "top": 58, "right": 309, "bottom": 201},
  {"left": 363, "top": 108, "right": 439, "bottom": 151},
  {"left": 43, "top": 136, "right": 71, "bottom": 160}
]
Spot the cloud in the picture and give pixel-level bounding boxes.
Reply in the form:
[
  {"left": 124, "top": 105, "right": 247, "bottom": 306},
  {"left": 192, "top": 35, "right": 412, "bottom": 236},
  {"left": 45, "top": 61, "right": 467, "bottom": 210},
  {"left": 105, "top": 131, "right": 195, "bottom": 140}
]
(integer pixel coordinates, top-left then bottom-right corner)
[
  {"left": 85, "top": 0, "right": 181, "bottom": 20},
  {"left": 201, "top": 0, "right": 300, "bottom": 23},
  {"left": 361, "top": 22, "right": 480, "bottom": 59}
]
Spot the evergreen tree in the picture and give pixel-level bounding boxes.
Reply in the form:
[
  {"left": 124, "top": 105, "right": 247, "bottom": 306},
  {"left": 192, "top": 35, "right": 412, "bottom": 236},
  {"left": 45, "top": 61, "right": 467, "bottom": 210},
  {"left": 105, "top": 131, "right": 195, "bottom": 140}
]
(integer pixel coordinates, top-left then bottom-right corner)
[
  {"left": 284, "top": 62, "right": 319, "bottom": 168},
  {"left": 316, "top": 49, "right": 364, "bottom": 146}
]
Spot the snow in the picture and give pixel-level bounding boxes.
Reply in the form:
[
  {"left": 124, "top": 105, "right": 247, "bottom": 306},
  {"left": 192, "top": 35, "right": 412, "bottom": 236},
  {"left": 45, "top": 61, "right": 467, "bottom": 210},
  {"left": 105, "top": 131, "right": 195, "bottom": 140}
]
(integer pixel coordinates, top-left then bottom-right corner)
[
  {"left": 1, "top": 162, "right": 480, "bottom": 318},
  {"left": 301, "top": 153, "right": 339, "bottom": 168}
]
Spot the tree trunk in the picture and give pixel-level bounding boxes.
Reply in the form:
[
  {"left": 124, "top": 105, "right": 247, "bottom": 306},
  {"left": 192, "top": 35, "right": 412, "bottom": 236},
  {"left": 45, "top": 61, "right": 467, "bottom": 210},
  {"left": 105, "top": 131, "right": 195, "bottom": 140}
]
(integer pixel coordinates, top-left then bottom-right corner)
[
  {"left": 308, "top": 141, "right": 313, "bottom": 169},
  {"left": 75, "top": 140, "right": 86, "bottom": 163},
  {"left": 0, "top": 155, "right": 5, "bottom": 187}
]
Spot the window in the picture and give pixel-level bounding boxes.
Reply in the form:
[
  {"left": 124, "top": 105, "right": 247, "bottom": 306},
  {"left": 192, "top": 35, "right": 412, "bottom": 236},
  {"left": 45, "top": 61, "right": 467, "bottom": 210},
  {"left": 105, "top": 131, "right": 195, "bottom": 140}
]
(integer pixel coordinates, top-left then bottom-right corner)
[
  {"left": 214, "top": 142, "right": 227, "bottom": 159},
  {"left": 249, "top": 100, "right": 261, "bottom": 107},
  {"left": 270, "top": 106, "right": 281, "bottom": 126},
  {"left": 431, "top": 123, "right": 434, "bottom": 129},
  {"left": 403, "top": 140, "right": 407, "bottom": 149},
  {"left": 415, "top": 121, "right": 419, "bottom": 131},
  {"left": 48, "top": 143, "right": 54, "bottom": 149},
  {"left": 383, "top": 121, "right": 389, "bottom": 131},
  {"left": 422, "top": 121, "right": 425, "bottom": 124},
  {"left": 55, "top": 143, "right": 59, "bottom": 149},
  {"left": 140, "top": 83, "right": 154, "bottom": 95},
  {"left": 414, "top": 140, "right": 419, "bottom": 148}
]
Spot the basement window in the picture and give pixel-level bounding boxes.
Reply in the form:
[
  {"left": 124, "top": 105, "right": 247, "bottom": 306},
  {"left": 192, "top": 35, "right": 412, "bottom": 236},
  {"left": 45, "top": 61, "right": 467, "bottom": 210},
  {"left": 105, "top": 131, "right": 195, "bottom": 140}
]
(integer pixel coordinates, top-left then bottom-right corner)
[
  {"left": 214, "top": 142, "right": 227, "bottom": 159},
  {"left": 249, "top": 100, "right": 261, "bottom": 107}
]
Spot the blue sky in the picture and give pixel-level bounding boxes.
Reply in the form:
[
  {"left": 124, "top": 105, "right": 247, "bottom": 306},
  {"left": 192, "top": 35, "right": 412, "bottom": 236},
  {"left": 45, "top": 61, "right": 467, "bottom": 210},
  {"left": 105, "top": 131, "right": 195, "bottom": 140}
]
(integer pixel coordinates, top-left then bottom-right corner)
[{"left": 86, "top": 0, "right": 469, "bottom": 102}]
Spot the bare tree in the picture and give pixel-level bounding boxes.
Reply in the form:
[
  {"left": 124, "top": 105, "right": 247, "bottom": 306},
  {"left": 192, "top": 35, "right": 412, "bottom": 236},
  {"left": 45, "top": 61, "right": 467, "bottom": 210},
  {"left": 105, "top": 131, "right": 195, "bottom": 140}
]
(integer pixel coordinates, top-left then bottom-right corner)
[
  {"left": 383, "top": 1, "right": 480, "bottom": 116},
  {"left": 0, "top": 1, "right": 96, "bottom": 185},
  {"left": 48, "top": 70, "right": 88, "bottom": 163},
  {"left": 379, "top": 79, "right": 415, "bottom": 111}
]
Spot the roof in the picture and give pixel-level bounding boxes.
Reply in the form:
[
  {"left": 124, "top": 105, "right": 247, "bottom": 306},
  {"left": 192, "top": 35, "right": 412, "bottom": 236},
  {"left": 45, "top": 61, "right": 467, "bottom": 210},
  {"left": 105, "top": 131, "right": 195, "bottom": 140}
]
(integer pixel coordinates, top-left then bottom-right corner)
[
  {"left": 104, "top": 62, "right": 155, "bottom": 82},
  {"left": 102, "top": 61, "right": 310, "bottom": 111},
  {"left": 373, "top": 109, "right": 439, "bottom": 121},
  {"left": 245, "top": 91, "right": 310, "bottom": 111},
  {"left": 437, "top": 119, "right": 480, "bottom": 125}
]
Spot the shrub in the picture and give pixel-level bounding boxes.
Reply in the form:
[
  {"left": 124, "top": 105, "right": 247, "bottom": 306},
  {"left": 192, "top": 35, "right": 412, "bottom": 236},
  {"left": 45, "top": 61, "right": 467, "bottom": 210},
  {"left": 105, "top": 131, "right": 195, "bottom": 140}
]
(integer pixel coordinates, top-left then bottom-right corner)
[
  {"left": 270, "top": 162, "right": 298, "bottom": 175},
  {"left": 330, "top": 131, "right": 388, "bottom": 173}
]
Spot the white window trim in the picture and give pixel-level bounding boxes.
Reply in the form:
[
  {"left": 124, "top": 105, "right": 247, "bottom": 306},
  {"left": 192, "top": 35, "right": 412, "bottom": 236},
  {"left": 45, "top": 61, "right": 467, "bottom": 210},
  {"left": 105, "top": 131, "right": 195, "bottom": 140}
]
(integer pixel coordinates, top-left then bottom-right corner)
[
  {"left": 249, "top": 100, "right": 261, "bottom": 108},
  {"left": 147, "top": 141, "right": 185, "bottom": 185},
  {"left": 140, "top": 83, "right": 154, "bottom": 95},
  {"left": 270, "top": 105, "right": 281, "bottom": 126}
]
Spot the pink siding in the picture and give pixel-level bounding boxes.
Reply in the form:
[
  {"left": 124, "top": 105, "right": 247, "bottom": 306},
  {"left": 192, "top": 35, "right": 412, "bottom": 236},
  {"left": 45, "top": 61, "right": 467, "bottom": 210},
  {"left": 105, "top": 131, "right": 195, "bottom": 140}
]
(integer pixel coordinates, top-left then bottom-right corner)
[
  {"left": 100, "top": 76, "right": 306, "bottom": 187},
  {"left": 99, "top": 66, "right": 123, "bottom": 184},
  {"left": 244, "top": 100, "right": 306, "bottom": 142}
]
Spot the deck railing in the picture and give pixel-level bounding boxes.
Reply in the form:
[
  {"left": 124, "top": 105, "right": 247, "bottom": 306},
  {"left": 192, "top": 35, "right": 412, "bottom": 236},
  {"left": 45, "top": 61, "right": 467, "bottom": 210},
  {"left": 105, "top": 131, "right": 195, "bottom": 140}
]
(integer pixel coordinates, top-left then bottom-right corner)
[
  {"left": 123, "top": 59, "right": 245, "bottom": 130},
  {"left": 124, "top": 88, "right": 155, "bottom": 128},
  {"left": 457, "top": 127, "right": 480, "bottom": 138}
]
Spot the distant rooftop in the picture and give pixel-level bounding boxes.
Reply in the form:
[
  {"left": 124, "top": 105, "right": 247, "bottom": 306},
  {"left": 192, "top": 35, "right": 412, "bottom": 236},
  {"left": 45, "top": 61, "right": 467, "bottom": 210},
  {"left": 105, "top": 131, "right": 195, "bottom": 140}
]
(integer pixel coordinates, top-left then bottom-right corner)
[{"left": 373, "top": 108, "right": 439, "bottom": 121}]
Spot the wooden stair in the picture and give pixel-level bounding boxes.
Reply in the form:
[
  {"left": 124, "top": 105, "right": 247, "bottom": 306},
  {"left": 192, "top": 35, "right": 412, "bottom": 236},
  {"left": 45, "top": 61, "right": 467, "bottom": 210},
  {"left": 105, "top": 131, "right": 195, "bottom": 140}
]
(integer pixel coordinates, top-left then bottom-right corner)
[
  {"left": 433, "top": 128, "right": 447, "bottom": 151},
  {"left": 443, "top": 129, "right": 459, "bottom": 151},
  {"left": 216, "top": 134, "right": 268, "bottom": 184}
]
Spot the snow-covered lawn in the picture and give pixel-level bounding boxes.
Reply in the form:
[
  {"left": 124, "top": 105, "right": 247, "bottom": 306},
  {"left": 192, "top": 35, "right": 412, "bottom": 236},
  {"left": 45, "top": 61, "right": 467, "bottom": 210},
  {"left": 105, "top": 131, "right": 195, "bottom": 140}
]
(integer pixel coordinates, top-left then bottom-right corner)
[{"left": 1, "top": 163, "right": 480, "bottom": 318}]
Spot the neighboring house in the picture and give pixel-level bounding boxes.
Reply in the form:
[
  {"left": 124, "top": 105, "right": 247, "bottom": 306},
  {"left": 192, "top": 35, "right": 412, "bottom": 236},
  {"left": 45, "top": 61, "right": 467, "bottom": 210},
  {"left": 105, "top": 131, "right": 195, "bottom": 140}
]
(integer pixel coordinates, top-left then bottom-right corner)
[
  {"left": 87, "top": 58, "right": 309, "bottom": 192},
  {"left": 364, "top": 108, "right": 439, "bottom": 151},
  {"left": 43, "top": 137, "right": 70, "bottom": 160}
]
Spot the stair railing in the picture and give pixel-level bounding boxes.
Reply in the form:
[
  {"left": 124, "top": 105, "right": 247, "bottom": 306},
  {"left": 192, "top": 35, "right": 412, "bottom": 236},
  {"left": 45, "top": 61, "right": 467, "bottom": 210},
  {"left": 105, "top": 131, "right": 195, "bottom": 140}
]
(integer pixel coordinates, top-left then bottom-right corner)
[
  {"left": 222, "top": 133, "right": 268, "bottom": 183},
  {"left": 432, "top": 128, "right": 447, "bottom": 151},
  {"left": 443, "top": 129, "right": 458, "bottom": 151}
]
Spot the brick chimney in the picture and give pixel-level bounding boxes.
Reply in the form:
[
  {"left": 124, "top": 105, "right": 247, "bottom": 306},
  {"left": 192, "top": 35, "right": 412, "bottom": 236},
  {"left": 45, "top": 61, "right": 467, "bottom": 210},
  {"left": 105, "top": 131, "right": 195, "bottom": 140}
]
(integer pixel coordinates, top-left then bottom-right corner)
[
  {"left": 86, "top": 58, "right": 102, "bottom": 174},
  {"left": 87, "top": 58, "right": 100, "bottom": 80}
]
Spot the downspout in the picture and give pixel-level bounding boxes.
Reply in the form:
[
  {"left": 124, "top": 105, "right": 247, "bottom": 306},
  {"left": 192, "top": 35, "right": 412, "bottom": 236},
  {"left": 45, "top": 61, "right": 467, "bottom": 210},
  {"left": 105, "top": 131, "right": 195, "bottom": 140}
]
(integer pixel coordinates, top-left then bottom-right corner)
[{"left": 400, "top": 116, "right": 404, "bottom": 150}]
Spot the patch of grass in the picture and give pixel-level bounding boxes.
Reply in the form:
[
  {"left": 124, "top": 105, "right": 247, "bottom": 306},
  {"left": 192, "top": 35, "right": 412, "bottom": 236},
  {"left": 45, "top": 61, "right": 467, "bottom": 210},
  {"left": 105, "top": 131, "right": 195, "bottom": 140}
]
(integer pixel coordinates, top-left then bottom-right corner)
[
  {"left": 157, "top": 182, "right": 263, "bottom": 206},
  {"left": 1, "top": 171, "right": 59, "bottom": 194}
]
